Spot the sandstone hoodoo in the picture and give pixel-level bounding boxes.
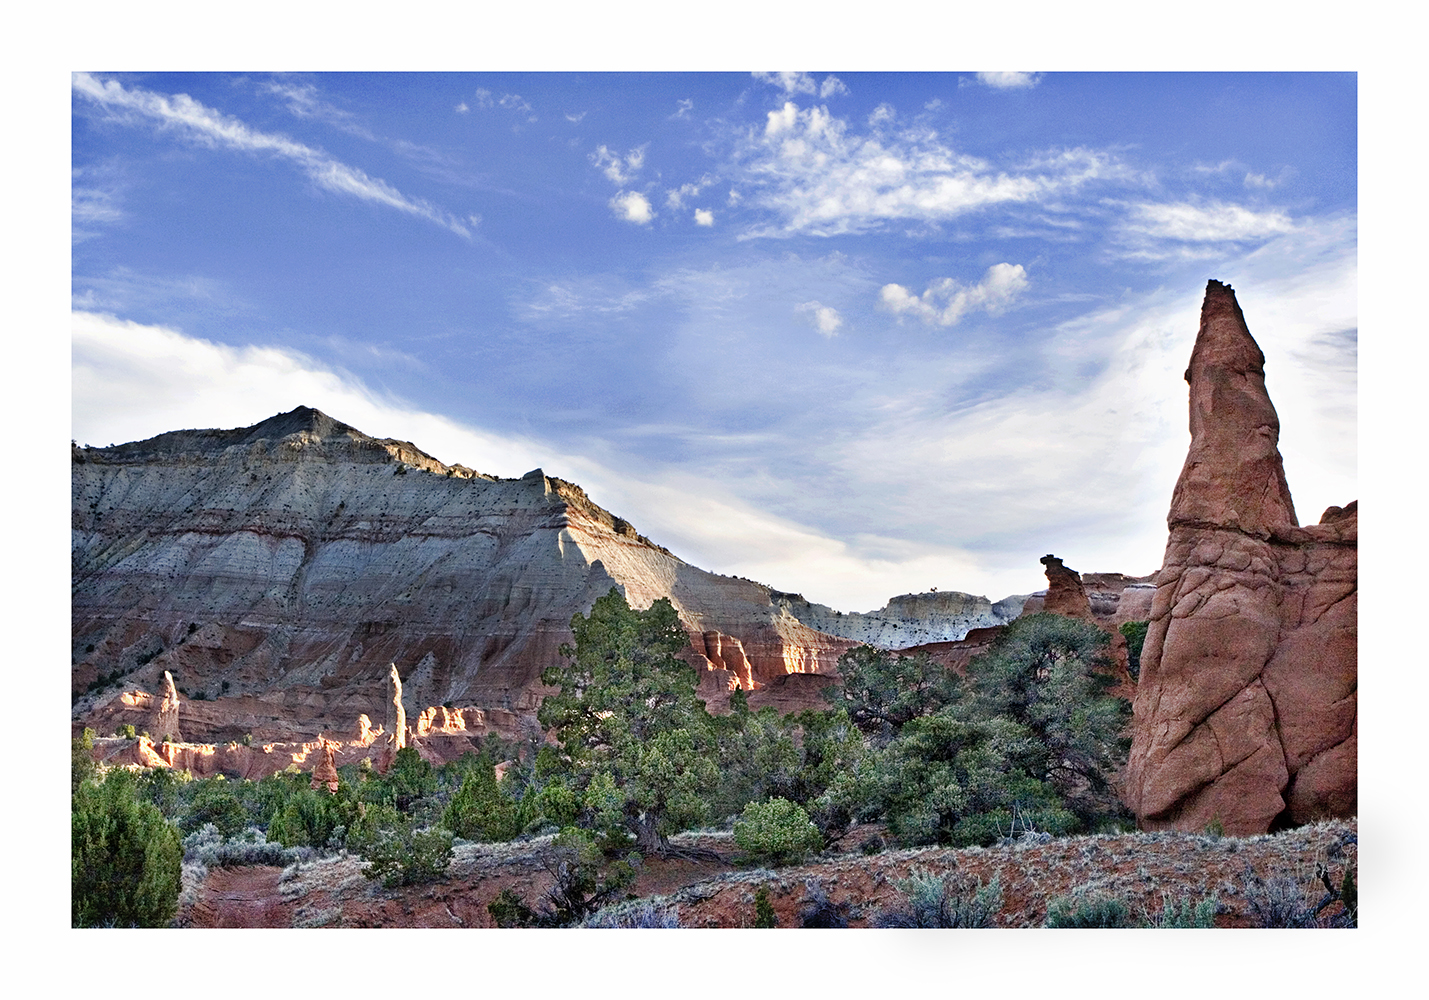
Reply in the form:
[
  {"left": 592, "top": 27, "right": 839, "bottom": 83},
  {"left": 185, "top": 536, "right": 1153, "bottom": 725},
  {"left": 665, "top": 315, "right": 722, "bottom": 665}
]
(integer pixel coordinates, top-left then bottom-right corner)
[
  {"left": 1124, "top": 280, "right": 1356, "bottom": 835},
  {"left": 72, "top": 406, "right": 860, "bottom": 745}
]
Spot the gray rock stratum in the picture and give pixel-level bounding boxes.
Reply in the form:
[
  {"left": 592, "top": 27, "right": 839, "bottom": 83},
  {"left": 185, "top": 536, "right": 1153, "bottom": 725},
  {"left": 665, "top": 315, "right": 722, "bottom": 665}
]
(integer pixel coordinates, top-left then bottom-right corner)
[
  {"left": 771, "top": 589, "right": 1033, "bottom": 649},
  {"left": 72, "top": 406, "right": 857, "bottom": 743}
]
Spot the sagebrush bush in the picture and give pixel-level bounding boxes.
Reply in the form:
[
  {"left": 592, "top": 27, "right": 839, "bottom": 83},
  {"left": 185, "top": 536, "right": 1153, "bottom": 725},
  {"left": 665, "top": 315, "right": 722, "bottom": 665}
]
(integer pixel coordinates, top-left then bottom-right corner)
[
  {"left": 181, "top": 823, "right": 315, "bottom": 869},
  {"left": 1044, "top": 889, "right": 1139, "bottom": 928},
  {"left": 798, "top": 879, "right": 849, "bottom": 928},
  {"left": 733, "top": 797, "right": 823, "bottom": 865},
  {"left": 1241, "top": 866, "right": 1321, "bottom": 928},
  {"left": 1143, "top": 891, "right": 1218, "bottom": 928},
  {"left": 873, "top": 868, "right": 1003, "bottom": 928},
  {"left": 578, "top": 899, "right": 682, "bottom": 928}
]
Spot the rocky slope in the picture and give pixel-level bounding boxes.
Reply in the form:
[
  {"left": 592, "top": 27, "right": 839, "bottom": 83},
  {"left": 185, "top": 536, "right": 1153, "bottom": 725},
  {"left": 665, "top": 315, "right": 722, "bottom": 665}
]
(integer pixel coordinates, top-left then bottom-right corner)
[
  {"left": 1124, "top": 281, "right": 1357, "bottom": 835},
  {"left": 72, "top": 406, "right": 857, "bottom": 744},
  {"left": 179, "top": 819, "right": 1357, "bottom": 929}
]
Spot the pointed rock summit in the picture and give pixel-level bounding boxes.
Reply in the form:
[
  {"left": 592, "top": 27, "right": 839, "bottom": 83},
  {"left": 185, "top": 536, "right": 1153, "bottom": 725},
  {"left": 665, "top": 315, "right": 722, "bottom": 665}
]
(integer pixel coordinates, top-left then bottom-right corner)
[
  {"left": 1125, "top": 281, "right": 1357, "bottom": 835},
  {"left": 1169, "top": 280, "right": 1297, "bottom": 538}
]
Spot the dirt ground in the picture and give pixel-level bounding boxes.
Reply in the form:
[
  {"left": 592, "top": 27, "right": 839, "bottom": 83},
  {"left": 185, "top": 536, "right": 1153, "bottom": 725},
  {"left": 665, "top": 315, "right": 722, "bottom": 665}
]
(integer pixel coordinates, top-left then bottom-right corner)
[{"left": 180, "top": 818, "right": 1356, "bottom": 929}]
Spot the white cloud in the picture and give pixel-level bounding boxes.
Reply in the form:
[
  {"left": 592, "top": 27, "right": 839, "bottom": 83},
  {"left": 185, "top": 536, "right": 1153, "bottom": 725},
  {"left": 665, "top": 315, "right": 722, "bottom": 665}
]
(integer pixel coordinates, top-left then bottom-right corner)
[
  {"left": 796, "top": 300, "right": 842, "bottom": 336},
  {"left": 673, "top": 98, "right": 694, "bottom": 119},
  {"left": 734, "top": 100, "right": 1127, "bottom": 236},
  {"left": 565, "top": 111, "right": 586, "bottom": 123},
  {"left": 72, "top": 73, "right": 472, "bottom": 239},
  {"left": 867, "top": 103, "right": 896, "bottom": 127},
  {"left": 976, "top": 72, "right": 1041, "bottom": 90},
  {"left": 820, "top": 76, "right": 848, "bottom": 98},
  {"left": 1121, "top": 200, "right": 1295, "bottom": 244},
  {"left": 753, "top": 71, "right": 817, "bottom": 95},
  {"left": 665, "top": 175, "right": 714, "bottom": 209},
  {"left": 455, "top": 102, "right": 469, "bottom": 114},
  {"left": 694, "top": 208, "right": 714, "bottom": 227},
  {"left": 591, "top": 144, "right": 647, "bottom": 185},
  {"left": 878, "top": 263, "right": 1029, "bottom": 326},
  {"left": 610, "top": 191, "right": 654, "bottom": 224}
]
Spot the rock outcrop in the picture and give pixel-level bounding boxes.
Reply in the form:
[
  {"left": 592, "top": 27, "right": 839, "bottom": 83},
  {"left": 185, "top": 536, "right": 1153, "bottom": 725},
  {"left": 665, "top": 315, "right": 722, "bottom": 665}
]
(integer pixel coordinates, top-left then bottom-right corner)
[
  {"left": 151, "top": 670, "right": 182, "bottom": 743},
  {"left": 775, "top": 589, "right": 1031, "bottom": 649},
  {"left": 310, "top": 738, "right": 340, "bottom": 792},
  {"left": 376, "top": 664, "right": 407, "bottom": 773},
  {"left": 72, "top": 406, "right": 858, "bottom": 743},
  {"left": 1124, "top": 280, "right": 1356, "bottom": 835}
]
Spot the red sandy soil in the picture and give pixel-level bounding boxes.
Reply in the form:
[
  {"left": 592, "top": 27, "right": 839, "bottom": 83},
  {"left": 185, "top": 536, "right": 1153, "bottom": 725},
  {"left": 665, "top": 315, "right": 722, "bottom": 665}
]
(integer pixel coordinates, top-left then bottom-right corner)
[{"left": 181, "top": 819, "right": 1356, "bottom": 929}]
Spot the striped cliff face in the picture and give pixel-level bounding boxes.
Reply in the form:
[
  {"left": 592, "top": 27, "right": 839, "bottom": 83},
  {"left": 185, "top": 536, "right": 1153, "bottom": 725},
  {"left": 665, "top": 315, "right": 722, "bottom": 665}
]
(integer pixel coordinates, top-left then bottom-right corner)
[{"left": 71, "top": 407, "right": 855, "bottom": 745}]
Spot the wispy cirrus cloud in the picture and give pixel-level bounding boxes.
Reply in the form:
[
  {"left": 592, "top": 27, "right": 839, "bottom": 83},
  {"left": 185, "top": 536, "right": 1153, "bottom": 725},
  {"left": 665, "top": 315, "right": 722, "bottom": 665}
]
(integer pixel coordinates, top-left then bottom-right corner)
[
  {"left": 1112, "top": 200, "right": 1297, "bottom": 260},
  {"left": 879, "top": 263, "right": 1029, "bottom": 327},
  {"left": 733, "top": 100, "right": 1129, "bottom": 236},
  {"left": 72, "top": 73, "right": 473, "bottom": 239}
]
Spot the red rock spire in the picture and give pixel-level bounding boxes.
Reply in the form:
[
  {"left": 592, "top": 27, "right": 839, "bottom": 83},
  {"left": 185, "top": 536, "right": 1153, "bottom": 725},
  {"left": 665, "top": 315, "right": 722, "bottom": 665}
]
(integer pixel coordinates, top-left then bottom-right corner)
[{"left": 1168, "top": 280, "right": 1298, "bottom": 537}]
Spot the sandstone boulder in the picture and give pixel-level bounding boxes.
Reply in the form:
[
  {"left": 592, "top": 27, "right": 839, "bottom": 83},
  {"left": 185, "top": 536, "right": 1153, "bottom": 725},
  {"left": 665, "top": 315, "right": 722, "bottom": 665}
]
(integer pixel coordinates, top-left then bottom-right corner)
[{"left": 1124, "top": 281, "right": 1356, "bottom": 834}]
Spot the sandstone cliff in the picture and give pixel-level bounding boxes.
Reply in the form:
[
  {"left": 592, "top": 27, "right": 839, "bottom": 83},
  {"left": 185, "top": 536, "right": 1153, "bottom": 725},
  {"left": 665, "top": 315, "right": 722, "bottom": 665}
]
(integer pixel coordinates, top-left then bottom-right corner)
[
  {"left": 73, "top": 406, "right": 855, "bottom": 744},
  {"left": 1124, "top": 281, "right": 1356, "bottom": 835}
]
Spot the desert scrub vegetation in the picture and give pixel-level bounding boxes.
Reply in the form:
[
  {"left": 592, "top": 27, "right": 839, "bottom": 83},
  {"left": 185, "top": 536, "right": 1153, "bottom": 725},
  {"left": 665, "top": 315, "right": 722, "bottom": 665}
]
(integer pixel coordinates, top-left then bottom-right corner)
[{"left": 872, "top": 868, "right": 1003, "bottom": 928}]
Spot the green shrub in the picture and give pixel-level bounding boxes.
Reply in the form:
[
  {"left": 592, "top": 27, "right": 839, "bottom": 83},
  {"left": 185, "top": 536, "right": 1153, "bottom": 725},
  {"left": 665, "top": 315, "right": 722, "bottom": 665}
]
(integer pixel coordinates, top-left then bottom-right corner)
[
  {"left": 442, "top": 759, "right": 521, "bottom": 842},
  {"left": 873, "top": 869, "right": 1003, "bottom": 928},
  {"left": 117, "top": 723, "right": 137, "bottom": 739},
  {"left": 1045, "top": 889, "right": 1139, "bottom": 928},
  {"left": 535, "top": 827, "right": 642, "bottom": 927},
  {"left": 73, "top": 769, "right": 182, "bottom": 927},
  {"left": 733, "top": 797, "right": 823, "bottom": 865},
  {"left": 350, "top": 804, "right": 453, "bottom": 888},
  {"left": 1119, "top": 620, "right": 1149, "bottom": 680},
  {"left": 488, "top": 888, "right": 539, "bottom": 928},
  {"left": 874, "top": 714, "right": 1074, "bottom": 847},
  {"left": 72, "top": 727, "right": 98, "bottom": 794},
  {"left": 183, "top": 778, "right": 247, "bottom": 837},
  {"left": 754, "top": 886, "right": 778, "bottom": 928}
]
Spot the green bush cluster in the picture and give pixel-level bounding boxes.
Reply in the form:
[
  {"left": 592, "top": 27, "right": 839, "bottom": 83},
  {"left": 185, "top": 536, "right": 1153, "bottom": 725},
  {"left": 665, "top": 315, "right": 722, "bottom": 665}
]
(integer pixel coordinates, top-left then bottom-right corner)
[
  {"left": 73, "top": 768, "right": 182, "bottom": 927},
  {"left": 733, "top": 797, "right": 823, "bottom": 865}
]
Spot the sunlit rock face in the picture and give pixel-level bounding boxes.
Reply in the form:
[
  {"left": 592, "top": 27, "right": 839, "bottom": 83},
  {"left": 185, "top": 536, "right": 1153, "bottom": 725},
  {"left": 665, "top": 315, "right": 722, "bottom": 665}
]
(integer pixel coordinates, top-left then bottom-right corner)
[
  {"left": 1125, "top": 281, "right": 1357, "bottom": 835},
  {"left": 72, "top": 406, "right": 855, "bottom": 743}
]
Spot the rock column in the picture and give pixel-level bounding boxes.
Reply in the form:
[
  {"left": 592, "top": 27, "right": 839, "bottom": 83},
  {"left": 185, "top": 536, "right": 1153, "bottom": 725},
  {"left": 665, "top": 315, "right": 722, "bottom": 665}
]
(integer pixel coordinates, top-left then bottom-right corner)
[{"left": 1124, "top": 281, "right": 1356, "bottom": 834}]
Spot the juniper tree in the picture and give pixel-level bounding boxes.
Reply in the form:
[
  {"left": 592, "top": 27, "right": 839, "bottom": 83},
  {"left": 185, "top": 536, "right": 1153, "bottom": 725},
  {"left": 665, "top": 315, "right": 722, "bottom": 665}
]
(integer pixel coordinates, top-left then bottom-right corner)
[{"left": 537, "top": 588, "right": 717, "bottom": 855}]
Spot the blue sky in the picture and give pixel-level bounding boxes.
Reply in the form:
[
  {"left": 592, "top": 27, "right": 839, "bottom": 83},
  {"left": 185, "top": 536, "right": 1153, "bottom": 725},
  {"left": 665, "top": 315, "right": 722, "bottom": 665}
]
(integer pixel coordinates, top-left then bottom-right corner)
[{"left": 71, "top": 71, "right": 1357, "bottom": 610}]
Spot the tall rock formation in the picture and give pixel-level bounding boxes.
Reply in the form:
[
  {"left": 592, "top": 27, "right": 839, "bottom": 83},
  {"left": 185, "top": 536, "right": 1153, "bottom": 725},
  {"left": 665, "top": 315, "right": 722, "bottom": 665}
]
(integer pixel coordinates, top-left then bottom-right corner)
[
  {"left": 376, "top": 663, "right": 407, "bottom": 773},
  {"left": 1125, "top": 281, "right": 1357, "bottom": 834},
  {"left": 150, "top": 670, "right": 181, "bottom": 743},
  {"left": 72, "top": 406, "right": 856, "bottom": 742}
]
